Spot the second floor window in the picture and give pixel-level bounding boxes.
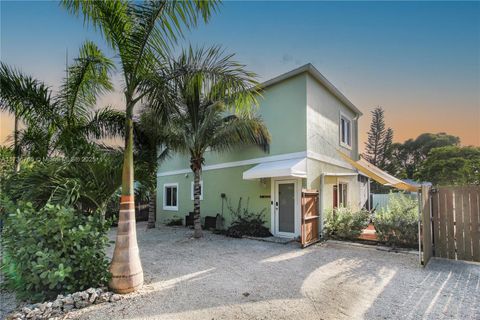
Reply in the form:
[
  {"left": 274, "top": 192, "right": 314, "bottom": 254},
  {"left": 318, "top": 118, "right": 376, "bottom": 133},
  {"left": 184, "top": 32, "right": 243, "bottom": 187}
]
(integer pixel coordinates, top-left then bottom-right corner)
[{"left": 340, "top": 115, "right": 352, "bottom": 147}]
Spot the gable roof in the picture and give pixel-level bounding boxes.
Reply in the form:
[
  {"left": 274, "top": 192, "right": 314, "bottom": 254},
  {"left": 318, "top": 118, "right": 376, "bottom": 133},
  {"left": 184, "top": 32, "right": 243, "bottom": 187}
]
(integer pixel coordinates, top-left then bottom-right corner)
[{"left": 260, "top": 63, "right": 362, "bottom": 116}]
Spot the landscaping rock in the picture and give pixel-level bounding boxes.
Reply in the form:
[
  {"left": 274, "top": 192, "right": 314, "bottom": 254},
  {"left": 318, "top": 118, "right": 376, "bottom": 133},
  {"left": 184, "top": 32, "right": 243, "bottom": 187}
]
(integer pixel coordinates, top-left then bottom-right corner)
[{"left": 6, "top": 287, "right": 119, "bottom": 320}]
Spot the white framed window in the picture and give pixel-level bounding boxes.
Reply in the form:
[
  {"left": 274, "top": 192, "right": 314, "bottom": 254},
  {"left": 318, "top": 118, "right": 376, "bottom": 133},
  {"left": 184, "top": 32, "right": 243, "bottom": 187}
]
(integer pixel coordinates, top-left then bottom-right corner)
[
  {"left": 338, "top": 182, "right": 348, "bottom": 207},
  {"left": 340, "top": 113, "right": 352, "bottom": 149},
  {"left": 191, "top": 181, "right": 203, "bottom": 200},
  {"left": 163, "top": 183, "right": 178, "bottom": 211}
]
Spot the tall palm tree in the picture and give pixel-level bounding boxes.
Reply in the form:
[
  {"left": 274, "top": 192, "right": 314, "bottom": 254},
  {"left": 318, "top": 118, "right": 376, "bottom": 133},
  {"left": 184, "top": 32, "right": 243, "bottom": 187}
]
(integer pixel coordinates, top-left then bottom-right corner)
[
  {"left": 157, "top": 46, "right": 270, "bottom": 238},
  {"left": 61, "top": 0, "right": 220, "bottom": 293}
]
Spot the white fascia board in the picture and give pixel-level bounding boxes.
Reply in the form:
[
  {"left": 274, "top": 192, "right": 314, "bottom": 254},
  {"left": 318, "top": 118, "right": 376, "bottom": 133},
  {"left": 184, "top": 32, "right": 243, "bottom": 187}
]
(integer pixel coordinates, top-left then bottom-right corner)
[{"left": 157, "top": 151, "right": 307, "bottom": 177}]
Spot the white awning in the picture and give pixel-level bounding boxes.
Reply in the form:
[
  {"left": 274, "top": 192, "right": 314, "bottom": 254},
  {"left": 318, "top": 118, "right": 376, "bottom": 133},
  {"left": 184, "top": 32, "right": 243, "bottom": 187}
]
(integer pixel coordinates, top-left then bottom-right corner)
[{"left": 242, "top": 158, "right": 307, "bottom": 180}]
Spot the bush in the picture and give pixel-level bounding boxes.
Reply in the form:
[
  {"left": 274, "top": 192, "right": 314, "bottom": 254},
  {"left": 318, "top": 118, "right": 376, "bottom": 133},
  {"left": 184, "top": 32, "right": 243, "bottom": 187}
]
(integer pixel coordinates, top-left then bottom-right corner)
[
  {"left": 373, "top": 193, "right": 418, "bottom": 248},
  {"left": 0, "top": 199, "right": 112, "bottom": 302},
  {"left": 166, "top": 217, "right": 183, "bottom": 226},
  {"left": 225, "top": 198, "right": 272, "bottom": 238},
  {"left": 323, "top": 206, "right": 370, "bottom": 240}
]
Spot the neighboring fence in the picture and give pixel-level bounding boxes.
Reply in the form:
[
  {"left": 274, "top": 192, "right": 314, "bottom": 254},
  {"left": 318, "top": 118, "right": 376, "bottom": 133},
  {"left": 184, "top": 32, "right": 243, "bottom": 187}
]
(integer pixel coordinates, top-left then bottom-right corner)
[
  {"left": 421, "top": 185, "right": 480, "bottom": 265},
  {"left": 372, "top": 193, "right": 418, "bottom": 212}
]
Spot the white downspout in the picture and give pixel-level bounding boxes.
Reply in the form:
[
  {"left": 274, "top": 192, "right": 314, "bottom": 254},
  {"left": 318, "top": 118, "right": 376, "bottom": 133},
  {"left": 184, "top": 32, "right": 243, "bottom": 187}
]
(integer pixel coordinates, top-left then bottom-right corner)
[{"left": 319, "top": 173, "right": 325, "bottom": 238}]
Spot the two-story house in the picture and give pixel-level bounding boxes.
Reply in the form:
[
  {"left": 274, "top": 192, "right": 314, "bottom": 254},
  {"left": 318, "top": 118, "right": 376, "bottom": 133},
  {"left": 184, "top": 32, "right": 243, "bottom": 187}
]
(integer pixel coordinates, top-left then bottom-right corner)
[{"left": 156, "top": 64, "right": 369, "bottom": 238}]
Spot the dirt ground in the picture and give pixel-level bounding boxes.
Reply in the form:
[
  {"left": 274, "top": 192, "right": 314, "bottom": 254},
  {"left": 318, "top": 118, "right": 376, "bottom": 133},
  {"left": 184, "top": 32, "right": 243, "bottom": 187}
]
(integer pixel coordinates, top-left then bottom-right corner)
[{"left": 2, "top": 222, "right": 479, "bottom": 319}]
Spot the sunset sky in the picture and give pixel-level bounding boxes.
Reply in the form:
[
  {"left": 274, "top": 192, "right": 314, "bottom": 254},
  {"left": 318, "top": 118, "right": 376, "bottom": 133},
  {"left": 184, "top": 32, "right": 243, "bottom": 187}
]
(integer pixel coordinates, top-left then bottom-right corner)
[{"left": 1, "top": 1, "right": 479, "bottom": 150}]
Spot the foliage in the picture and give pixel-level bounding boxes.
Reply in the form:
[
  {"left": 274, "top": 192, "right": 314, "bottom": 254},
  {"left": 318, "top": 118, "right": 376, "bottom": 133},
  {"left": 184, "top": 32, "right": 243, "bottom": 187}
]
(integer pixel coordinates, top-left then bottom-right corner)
[
  {"left": 363, "top": 107, "right": 395, "bottom": 193},
  {"left": 2, "top": 149, "right": 123, "bottom": 216},
  {"left": 323, "top": 206, "right": 370, "bottom": 240},
  {"left": 416, "top": 146, "right": 480, "bottom": 186},
  {"left": 166, "top": 217, "right": 183, "bottom": 226},
  {"left": 392, "top": 133, "right": 460, "bottom": 180},
  {"left": 0, "top": 199, "right": 111, "bottom": 301},
  {"left": 0, "top": 42, "right": 124, "bottom": 164},
  {"left": 373, "top": 192, "right": 418, "bottom": 247},
  {"left": 225, "top": 197, "right": 271, "bottom": 238}
]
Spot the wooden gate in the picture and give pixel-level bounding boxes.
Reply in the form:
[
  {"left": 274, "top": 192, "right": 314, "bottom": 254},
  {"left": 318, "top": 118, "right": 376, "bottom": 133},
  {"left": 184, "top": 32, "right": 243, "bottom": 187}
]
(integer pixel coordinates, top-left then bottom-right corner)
[
  {"left": 301, "top": 189, "right": 320, "bottom": 248},
  {"left": 421, "top": 185, "right": 480, "bottom": 265}
]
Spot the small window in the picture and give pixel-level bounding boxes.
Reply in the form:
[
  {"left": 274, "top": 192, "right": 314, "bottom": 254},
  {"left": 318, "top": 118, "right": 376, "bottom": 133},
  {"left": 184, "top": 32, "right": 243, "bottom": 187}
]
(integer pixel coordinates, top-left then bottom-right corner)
[
  {"left": 191, "top": 181, "right": 203, "bottom": 200},
  {"left": 340, "top": 114, "right": 352, "bottom": 148},
  {"left": 338, "top": 183, "right": 348, "bottom": 207},
  {"left": 163, "top": 183, "right": 178, "bottom": 211}
]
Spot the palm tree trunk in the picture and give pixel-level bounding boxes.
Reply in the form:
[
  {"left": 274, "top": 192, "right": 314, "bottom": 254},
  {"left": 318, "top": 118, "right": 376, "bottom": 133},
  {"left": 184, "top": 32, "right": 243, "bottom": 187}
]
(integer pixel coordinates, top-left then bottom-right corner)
[
  {"left": 13, "top": 113, "right": 20, "bottom": 173},
  {"left": 109, "top": 110, "right": 144, "bottom": 293},
  {"left": 146, "top": 187, "right": 156, "bottom": 229},
  {"left": 192, "top": 165, "right": 203, "bottom": 238}
]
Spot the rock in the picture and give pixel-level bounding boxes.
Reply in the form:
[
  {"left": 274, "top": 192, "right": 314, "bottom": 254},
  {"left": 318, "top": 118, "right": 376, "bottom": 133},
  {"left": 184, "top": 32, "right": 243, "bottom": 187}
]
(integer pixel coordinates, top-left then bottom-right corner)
[
  {"left": 51, "top": 299, "right": 63, "bottom": 309},
  {"left": 88, "top": 290, "right": 98, "bottom": 303},
  {"left": 63, "top": 295, "right": 74, "bottom": 305},
  {"left": 63, "top": 304, "right": 74, "bottom": 312},
  {"left": 242, "top": 292, "right": 250, "bottom": 297},
  {"left": 26, "top": 307, "right": 40, "bottom": 318},
  {"left": 86, "top": 288, "right": 96, "bottom": 294},
  {"left": 56, "top": 294, "right": 64, "bottom": 300},
  {"left": 109, "top": 294, "right": 122, "bottom": 302},
  {"left": 21, "top": 307, "right": 32, "bottom": 315},
  {"left": 6, "top": 312, "right": 23, "bottom": 320},
  {"left": 97, "top": 291, "right": 112, "bottom": 303},
  {"left": 74, "top": 300, "right": 89, "bottom": 309}
]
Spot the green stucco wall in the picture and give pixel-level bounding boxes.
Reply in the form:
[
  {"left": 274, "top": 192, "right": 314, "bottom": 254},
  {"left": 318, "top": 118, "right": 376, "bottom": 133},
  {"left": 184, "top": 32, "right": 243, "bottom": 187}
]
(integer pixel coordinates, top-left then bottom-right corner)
[
  {"left": 156, "top": 164, "right": 272, "bottom": 228},
  {"left": 159, "top": 73, "right": 308, "bottom": 172}
]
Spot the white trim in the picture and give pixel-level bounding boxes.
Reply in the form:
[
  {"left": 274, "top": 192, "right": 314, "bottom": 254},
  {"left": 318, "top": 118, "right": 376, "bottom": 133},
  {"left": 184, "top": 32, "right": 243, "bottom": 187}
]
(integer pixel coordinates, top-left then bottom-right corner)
[
  {"left": 163, "top": 183, "right": 178, "bottom": 211},
  {"left": 158, "top": 151, "right": 355, "bottom": 177},
  {"left": 157, "top": 151, "right": 307, "bottom": 177},
  {"left": 191, "top": 181, "right": 203, "bottom": 201},
  {"left": 306, "top": 151, "right": 354, "bottom": 170},
  {"left": 339, "top": 111, "right": 352, "bottom": 150},
  {"left": 272, "top": 178, "right": 301, "bottom": 238},
  {"left": 323, "top": 172, "right": 357, "bottom": 177},
  {"left": 259, "top": 63, "right": 362, "bottom": 116}
]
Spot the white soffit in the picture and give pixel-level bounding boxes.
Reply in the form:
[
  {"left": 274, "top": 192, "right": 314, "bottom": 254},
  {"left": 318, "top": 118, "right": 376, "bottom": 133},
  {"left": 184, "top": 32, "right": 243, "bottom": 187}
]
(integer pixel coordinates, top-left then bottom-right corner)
[{"left": 242, "top": 158, "right": 307, "bottom": 180}]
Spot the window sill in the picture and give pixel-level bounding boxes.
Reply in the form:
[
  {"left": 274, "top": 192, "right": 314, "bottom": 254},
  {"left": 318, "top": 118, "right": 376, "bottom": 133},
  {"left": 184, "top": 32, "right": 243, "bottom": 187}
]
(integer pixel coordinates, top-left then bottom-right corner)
[
  {"left": 340, "top": 142, "right": 352, "bottom": 150},
  {"left": 163, "top": 206, "right": 178, "bottom": 211}
]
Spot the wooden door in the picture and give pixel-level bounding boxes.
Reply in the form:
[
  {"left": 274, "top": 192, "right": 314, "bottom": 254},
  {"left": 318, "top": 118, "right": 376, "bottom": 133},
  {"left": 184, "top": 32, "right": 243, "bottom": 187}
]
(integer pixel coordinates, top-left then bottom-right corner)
[{"left": 301, "top": 189, "right": 320, "bottom": 248}]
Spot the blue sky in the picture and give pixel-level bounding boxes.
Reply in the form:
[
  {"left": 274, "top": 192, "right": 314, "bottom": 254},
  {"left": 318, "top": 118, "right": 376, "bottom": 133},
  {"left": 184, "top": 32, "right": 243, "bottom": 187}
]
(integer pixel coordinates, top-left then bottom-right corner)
[{"left": 1, "top": 1, "right": 479, "bottom": 147}]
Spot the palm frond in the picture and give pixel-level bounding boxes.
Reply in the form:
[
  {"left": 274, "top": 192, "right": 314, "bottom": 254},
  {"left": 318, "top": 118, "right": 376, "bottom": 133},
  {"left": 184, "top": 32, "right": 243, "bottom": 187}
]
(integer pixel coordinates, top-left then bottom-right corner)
[{"left": 57, "top": 41, "right": 115, "bottom": 123}]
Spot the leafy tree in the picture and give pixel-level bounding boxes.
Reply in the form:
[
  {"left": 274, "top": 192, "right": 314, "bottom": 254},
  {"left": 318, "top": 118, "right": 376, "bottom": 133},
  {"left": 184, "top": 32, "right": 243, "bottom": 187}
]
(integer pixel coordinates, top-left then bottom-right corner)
[
  {"left": 157, "top": 46, "right": 271, "bottom": 238},
  {"left": 416, "top": 146, "right": 479, "bottom": 186},
  {"left": 392, "top": 133, "right": 460, "bottom": 179},
  {"left": 62, "top": 0, "right": 220, "bottom": 292}
]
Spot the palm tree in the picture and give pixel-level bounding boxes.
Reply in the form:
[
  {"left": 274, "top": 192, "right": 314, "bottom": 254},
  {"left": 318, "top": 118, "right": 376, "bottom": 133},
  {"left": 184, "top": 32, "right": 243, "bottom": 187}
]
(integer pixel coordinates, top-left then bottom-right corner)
[
  {"left": 0, "top": 41, "right": 124, "bottom": 162},
  {"left": 157, "top": 46, "right": 270, "bottom": 238},
  {"left": 134, "top": 107, "right": 169, "bottom": 229},
  {"left": 61, "top": 0, "right": 220, "bottom": 293},
  {"left": 0, "top": 63, "right": 52, "bottom": 171}
]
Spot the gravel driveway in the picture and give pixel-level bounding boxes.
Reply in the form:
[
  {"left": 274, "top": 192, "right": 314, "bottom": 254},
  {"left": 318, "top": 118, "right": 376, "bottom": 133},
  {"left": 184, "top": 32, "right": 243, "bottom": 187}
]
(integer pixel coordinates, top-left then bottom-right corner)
[
  {"left": 66, "top": 222, "right": 479, "bottom": 320},
  {"left": 3, "top": 222, "right": 479, "bottom": 319}
]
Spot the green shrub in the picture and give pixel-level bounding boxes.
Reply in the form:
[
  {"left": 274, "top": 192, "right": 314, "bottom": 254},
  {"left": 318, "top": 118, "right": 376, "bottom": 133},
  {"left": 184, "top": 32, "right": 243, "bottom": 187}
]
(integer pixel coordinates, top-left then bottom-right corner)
[
  {"left": 0, "top": 199, "right": 111, "bottom": 302},
  {"left": 323, "top": 206, "right": 370, "bottom": 240},
  {"left": 166, "top": 217, "right": 183, "bottom": 226},
  {"left": 226, "top": 198, "right": 271, "bottom": 238},
  {"left": 373, "top": 193, "right": 418, "bottom": 248}
]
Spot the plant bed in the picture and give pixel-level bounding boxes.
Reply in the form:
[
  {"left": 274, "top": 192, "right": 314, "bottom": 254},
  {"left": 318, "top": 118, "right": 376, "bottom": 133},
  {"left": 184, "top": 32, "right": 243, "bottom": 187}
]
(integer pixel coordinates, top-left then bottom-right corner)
[{"left": 225, "top": 198, "right": 272, "bottom": 238}]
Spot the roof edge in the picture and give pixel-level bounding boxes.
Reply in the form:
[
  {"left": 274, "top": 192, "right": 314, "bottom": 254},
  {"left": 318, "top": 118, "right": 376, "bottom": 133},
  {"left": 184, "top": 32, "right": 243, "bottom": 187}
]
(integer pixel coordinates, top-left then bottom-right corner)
[{"left": 259, "top": 63, "right": 363, "bottom": 116}]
